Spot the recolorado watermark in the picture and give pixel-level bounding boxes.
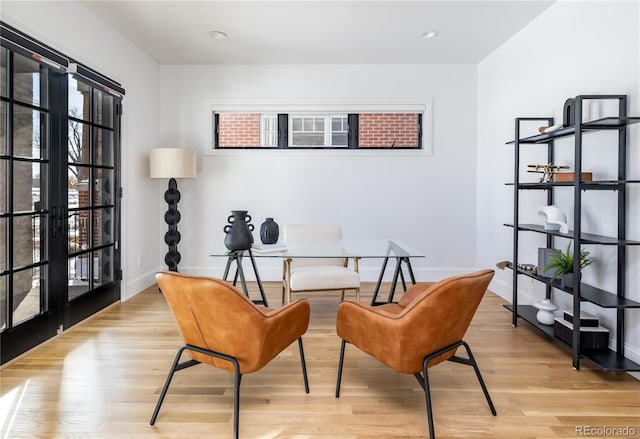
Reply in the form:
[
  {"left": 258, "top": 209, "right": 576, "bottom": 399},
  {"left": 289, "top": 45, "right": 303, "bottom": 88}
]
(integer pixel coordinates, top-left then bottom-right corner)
[{"left": 576, "top": 426, "right": 637, "bottom": 437}]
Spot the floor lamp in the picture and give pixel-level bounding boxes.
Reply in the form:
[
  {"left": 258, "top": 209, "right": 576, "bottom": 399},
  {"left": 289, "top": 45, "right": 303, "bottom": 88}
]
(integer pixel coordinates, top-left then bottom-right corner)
[{"left": 150, "top": 148, "right": 197, "bottom": 271}]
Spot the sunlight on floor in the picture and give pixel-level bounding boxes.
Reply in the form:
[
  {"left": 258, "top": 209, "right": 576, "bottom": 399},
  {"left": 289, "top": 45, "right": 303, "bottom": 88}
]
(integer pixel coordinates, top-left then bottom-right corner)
[{"left": 0, "top": 380, "right": 29, "bottom": 439}]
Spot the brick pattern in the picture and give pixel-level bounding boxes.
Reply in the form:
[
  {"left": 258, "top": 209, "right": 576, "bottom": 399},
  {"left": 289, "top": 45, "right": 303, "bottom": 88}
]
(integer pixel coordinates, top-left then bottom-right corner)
[
  {"left": 359, "top": 113, "right": 419, "bottom": 147},
  {"left": 218, "top": 113, "right": 261, "bottom": 148}
]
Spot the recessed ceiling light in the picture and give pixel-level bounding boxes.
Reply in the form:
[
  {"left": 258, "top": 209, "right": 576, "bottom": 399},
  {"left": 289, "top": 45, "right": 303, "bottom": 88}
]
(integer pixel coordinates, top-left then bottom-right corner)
[
  {"left": 209, "top": 31, "right": 228, "bottom": 40},
  {"left": 419, "top": 30, "right": 438, "bottom": 39}
]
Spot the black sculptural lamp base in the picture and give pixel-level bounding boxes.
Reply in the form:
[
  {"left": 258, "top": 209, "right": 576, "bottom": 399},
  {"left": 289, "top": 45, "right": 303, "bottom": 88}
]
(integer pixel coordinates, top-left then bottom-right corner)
[{"left": 163, "top": 178, "right": 182, "bottom": 271}]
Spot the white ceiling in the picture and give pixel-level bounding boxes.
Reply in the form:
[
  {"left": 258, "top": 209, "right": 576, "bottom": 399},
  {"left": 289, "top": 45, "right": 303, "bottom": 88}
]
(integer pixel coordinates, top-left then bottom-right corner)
[{"left": 81, "top": 1, "right": 555, "bottom": 65}]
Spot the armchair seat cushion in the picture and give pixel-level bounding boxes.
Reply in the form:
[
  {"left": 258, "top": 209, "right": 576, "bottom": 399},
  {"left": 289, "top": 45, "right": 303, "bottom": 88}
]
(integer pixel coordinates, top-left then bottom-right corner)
[{"left": 290, "top": 266, "right": 360, "bottom": 291}]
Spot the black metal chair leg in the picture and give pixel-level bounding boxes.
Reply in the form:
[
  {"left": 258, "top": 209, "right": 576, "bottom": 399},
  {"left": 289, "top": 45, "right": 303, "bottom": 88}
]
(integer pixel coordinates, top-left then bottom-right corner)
[
  {"left": 298, "top": 338, "right": 310, "bottom": 393},
  {"left": 461, "top": 341, "right": 497, "bottom": 416},
  {"left": 232, "top": 367, "right": 242, "bottom": 439},
  {"left": 335, "top": 340, "right": 346, "bottom": 397},
  {"left": 150, "top": 346, "right": 187, "bottom": 425},
  {"left": 422, "top": 358, "right": 436, "bottom": 439}
]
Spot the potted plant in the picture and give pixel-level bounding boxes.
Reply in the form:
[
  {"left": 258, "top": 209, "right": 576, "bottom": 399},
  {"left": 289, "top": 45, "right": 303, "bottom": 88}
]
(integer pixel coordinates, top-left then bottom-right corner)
[{"left": 543, "top": 243, "right": 594, "bottom": 287}]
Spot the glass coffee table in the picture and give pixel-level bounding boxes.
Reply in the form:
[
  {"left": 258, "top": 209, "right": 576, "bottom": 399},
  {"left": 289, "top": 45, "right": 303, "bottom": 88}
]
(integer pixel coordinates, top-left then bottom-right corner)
[{"left": 210, "top": 240, "right": 424, "bottom": 307}]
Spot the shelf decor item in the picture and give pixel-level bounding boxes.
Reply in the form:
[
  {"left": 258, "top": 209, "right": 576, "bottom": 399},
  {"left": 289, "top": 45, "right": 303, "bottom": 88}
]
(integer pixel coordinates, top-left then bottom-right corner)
[
  {"left": 533, "top": 299, "right": 558, "bottom": 325},
  {"left": 554, "top": 316, "right": 609, "bottom": 350},
  {"left": 260, "top": 218, "right": 279, "bottom": 244},
  {"left": 224, "top": 210, "right": 255, "bottom": 251},
  {"left": 563, "top": 98, "right": 575, "bottom": 127},
  {"left": 554, "top": 172, "right": 592, "bottom": 182},
  {"left": 542, "top": 243, "right": 593, "bottom": 285},
  {"left": 527, "top": 163, "right": 569, "bottom": 182},
  {"left": 537, "top": 248, "right": 562, "bottom": 278},
  {"left": 537, "top": 205, "right": 569, "bottom": 233}
]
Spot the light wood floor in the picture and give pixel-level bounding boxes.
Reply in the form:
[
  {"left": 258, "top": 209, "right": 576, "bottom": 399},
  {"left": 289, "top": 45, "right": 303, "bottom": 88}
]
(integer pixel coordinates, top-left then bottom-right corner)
[{"left": 1, "top": 282, "right": 638, "bottom": 438}]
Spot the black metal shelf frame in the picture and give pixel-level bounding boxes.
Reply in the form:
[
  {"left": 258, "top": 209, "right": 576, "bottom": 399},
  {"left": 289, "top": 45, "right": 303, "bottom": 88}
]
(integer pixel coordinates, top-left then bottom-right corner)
[
  {"left": 506, "top": 115, "right": 640, "bottom": 145},
  {"left": 504, "top": 223, "right": 640, "bottom": 246},
  {"left": 506, "top": 180, "right": 640, "bottom": 190},
  {"left": 505, "top": 94, "right": 638, "bottom": 372},
  {"left": 506, "top": 266, "right": 640, "bottom": 308},
  {"left": 503, "top": 305, "right": 640, "bottom": 372}
]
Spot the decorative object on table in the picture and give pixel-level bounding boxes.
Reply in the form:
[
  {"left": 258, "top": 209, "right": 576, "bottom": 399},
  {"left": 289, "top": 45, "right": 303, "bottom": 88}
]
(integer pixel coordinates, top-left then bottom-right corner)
[
  {"left": 554, "top": 172, "right": 593, "bottom": 182},
  {"left": 533, "top": 298, "right": 558, "bottom": 325},
  {"left": 224, "top": 210, "right": 255, "bottom": 251},
  {"left": 537, "top": 205, "right": 569, "bottom": 233},
  {"left": 537, "top": 123, "right": 562, "bottom": 134},
  {"left": 542, "top": 242, "right": 594, "bottom": 286},
  {"left": 251, "top": 242, "right": 288, "bottom": 254},
  {"left": 496, "top": 260, "right": 537, "bottom": 274},
  {"left": 562, "top": 98, "right": 575, "bottom": 127},
  {"left": 260, "top": 217, "right": 279, "bottom": 244},
  {"left": 527, "top": 163, "right": 570, "bottom": 183},
  {"left": 554, "top": 311, "right": 609, "bottom": 349},
  {"left": 150, "top": 148, "right": 197, "bottom": 271},
  {"left": 537, "top": 248, "right": 562, "bottom": 278}
]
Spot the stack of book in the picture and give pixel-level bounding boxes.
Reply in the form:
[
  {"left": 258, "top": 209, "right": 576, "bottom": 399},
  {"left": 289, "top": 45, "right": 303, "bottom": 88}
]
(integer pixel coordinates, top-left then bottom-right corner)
[
  {"left": 554, "top": 310, "right": 609, "bottom": 349},
  {"left": 251, "top": 242, "right": 287, "bottom": 254}
]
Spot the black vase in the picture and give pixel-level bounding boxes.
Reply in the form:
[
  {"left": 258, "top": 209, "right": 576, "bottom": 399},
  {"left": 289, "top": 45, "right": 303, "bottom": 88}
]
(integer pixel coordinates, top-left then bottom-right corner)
[
  {"left": 260, "top": 218, "right": 279, "bottom": 244},
  {"left": 224, "top": 210, "right": 254, "bottom": 251}
]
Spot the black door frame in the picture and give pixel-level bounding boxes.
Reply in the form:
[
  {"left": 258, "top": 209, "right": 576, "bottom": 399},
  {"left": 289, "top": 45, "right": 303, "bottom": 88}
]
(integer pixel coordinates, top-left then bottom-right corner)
[{"left": 0, "top": 23, "right": 124, "bottom": 364}]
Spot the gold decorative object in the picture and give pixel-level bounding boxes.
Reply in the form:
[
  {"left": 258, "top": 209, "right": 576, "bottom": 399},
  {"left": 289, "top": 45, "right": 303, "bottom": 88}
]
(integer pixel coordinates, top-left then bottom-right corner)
[{"left": 527, "top": 163, "right": 570, "bottom": 183}]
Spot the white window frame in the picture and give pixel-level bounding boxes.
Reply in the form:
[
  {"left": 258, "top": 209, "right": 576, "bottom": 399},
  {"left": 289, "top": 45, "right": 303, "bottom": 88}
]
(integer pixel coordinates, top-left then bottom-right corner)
[
  {"left": 260, "top": 114, "right": 277, "bottom": 147},
  {"left": 208, "top": 98, "right": 433, "bottom": 156},
  {"left": 288, "top": 114, "right": 348, "bottom": 148}
]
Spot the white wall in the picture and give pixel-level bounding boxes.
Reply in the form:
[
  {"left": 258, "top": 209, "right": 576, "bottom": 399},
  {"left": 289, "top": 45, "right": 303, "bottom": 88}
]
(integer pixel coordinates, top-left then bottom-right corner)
[
  {"left": 1, "top": 1, "right": 162, "bottom": 300},
  {"left": 477, "top": 1, "right": 640, "bottom": 363},
  {"left": 159, "top": 64, "right": 479, "bottom": 281}
]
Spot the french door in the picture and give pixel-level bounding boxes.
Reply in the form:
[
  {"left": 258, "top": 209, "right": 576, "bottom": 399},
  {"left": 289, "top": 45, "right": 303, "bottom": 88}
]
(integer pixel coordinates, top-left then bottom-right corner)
[{"left": 0, "top": 26, "right": 123, "bottom": 364}]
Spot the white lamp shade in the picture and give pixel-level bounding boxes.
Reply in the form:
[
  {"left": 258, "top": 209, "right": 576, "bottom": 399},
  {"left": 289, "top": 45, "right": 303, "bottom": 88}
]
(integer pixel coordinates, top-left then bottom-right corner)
[{"left": 150, "top": 148, "right": 197, "bottom": 179}]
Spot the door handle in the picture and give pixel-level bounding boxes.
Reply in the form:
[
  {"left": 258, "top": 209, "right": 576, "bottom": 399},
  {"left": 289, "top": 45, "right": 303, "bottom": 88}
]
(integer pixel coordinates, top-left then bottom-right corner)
[
  {"left": 51, "top": 207, "right": 64, "bottom": 238},
  {"left": 51, "top": 207, "right": 58, "bottom": 238}
]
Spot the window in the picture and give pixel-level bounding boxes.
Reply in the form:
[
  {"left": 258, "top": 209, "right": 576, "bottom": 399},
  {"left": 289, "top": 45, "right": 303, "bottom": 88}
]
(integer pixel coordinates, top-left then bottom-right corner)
[
  {"left": 289, "top": 114, "right": 347, "bottom": 147},
  {"left": 260, "top": 114, "right": 277, "bottom": 147},
  {"left": 211, "top": 100, "right": 430, "bottom": 151}
]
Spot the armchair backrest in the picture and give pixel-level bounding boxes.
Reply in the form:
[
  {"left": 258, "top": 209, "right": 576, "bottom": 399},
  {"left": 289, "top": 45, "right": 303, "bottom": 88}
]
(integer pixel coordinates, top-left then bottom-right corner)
[
  {"left": 283, "top": 223, "right": 345, "bottom": 268},
  {"left": 396, "top": 269, "right": 494, "bottom": 371},
  {"left": 156, "top": 271, "right": 266, "bottom": 371}
]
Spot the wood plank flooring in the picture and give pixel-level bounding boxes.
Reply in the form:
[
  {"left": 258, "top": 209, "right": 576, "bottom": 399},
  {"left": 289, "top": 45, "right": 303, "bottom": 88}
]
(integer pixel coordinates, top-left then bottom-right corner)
[{"left": 1, "top": 282, "right": 638, "bottom": 438}]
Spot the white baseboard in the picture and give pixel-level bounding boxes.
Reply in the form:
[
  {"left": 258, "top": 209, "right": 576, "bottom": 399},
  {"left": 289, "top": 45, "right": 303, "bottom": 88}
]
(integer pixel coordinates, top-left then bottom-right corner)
[{"left": 122, "top": 268, "right": 158, "bottom": 301}]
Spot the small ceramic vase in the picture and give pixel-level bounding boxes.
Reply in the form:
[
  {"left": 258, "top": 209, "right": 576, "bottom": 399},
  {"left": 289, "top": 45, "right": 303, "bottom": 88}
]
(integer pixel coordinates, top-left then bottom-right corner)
[
  {"left": 533, "top": 299, "right": 558, "bottom": 325},
  {"left": 260, "top": 218, "right": 279, "bottom": 244}
]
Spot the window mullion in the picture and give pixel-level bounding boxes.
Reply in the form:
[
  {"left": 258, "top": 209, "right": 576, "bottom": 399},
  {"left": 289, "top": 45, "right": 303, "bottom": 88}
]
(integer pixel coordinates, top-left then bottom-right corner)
[
  {"left": 278, "top": 114, "right": 288, "bottom": 148},
  {"left": 325, "top": 115, "right": 331, "bottom": 146}
]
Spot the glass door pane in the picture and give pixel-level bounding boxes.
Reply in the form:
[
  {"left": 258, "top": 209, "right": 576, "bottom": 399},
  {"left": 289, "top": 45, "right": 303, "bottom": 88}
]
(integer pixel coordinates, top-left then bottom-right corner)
[
  {"left": 0, "top": 48, "right": 56, "bottom": 359},
  {"left": 66, "top": 80, "right": 117, "bottom": 304}
]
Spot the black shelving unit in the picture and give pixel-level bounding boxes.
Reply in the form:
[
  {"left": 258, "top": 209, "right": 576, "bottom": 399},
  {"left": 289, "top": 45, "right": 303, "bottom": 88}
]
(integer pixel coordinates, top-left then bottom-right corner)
[{"left": 506, "top": 94, "right": 640, "bottom": 372}]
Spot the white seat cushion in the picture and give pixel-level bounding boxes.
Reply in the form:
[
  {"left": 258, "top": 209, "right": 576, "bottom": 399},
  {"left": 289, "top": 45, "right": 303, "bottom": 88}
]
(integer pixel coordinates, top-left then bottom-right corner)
[{"left": 290, "top": 266, "right": 360, "bottom": 291}]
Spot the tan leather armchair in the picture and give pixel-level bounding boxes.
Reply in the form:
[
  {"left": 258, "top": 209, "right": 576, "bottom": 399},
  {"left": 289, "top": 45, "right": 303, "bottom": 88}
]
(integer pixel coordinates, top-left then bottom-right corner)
[
  {"left": 150, "top": 271, "right": 311, "bottom": 439},
  {"left": 335, "top": 269, "right": 496, "bottom": 439}
]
